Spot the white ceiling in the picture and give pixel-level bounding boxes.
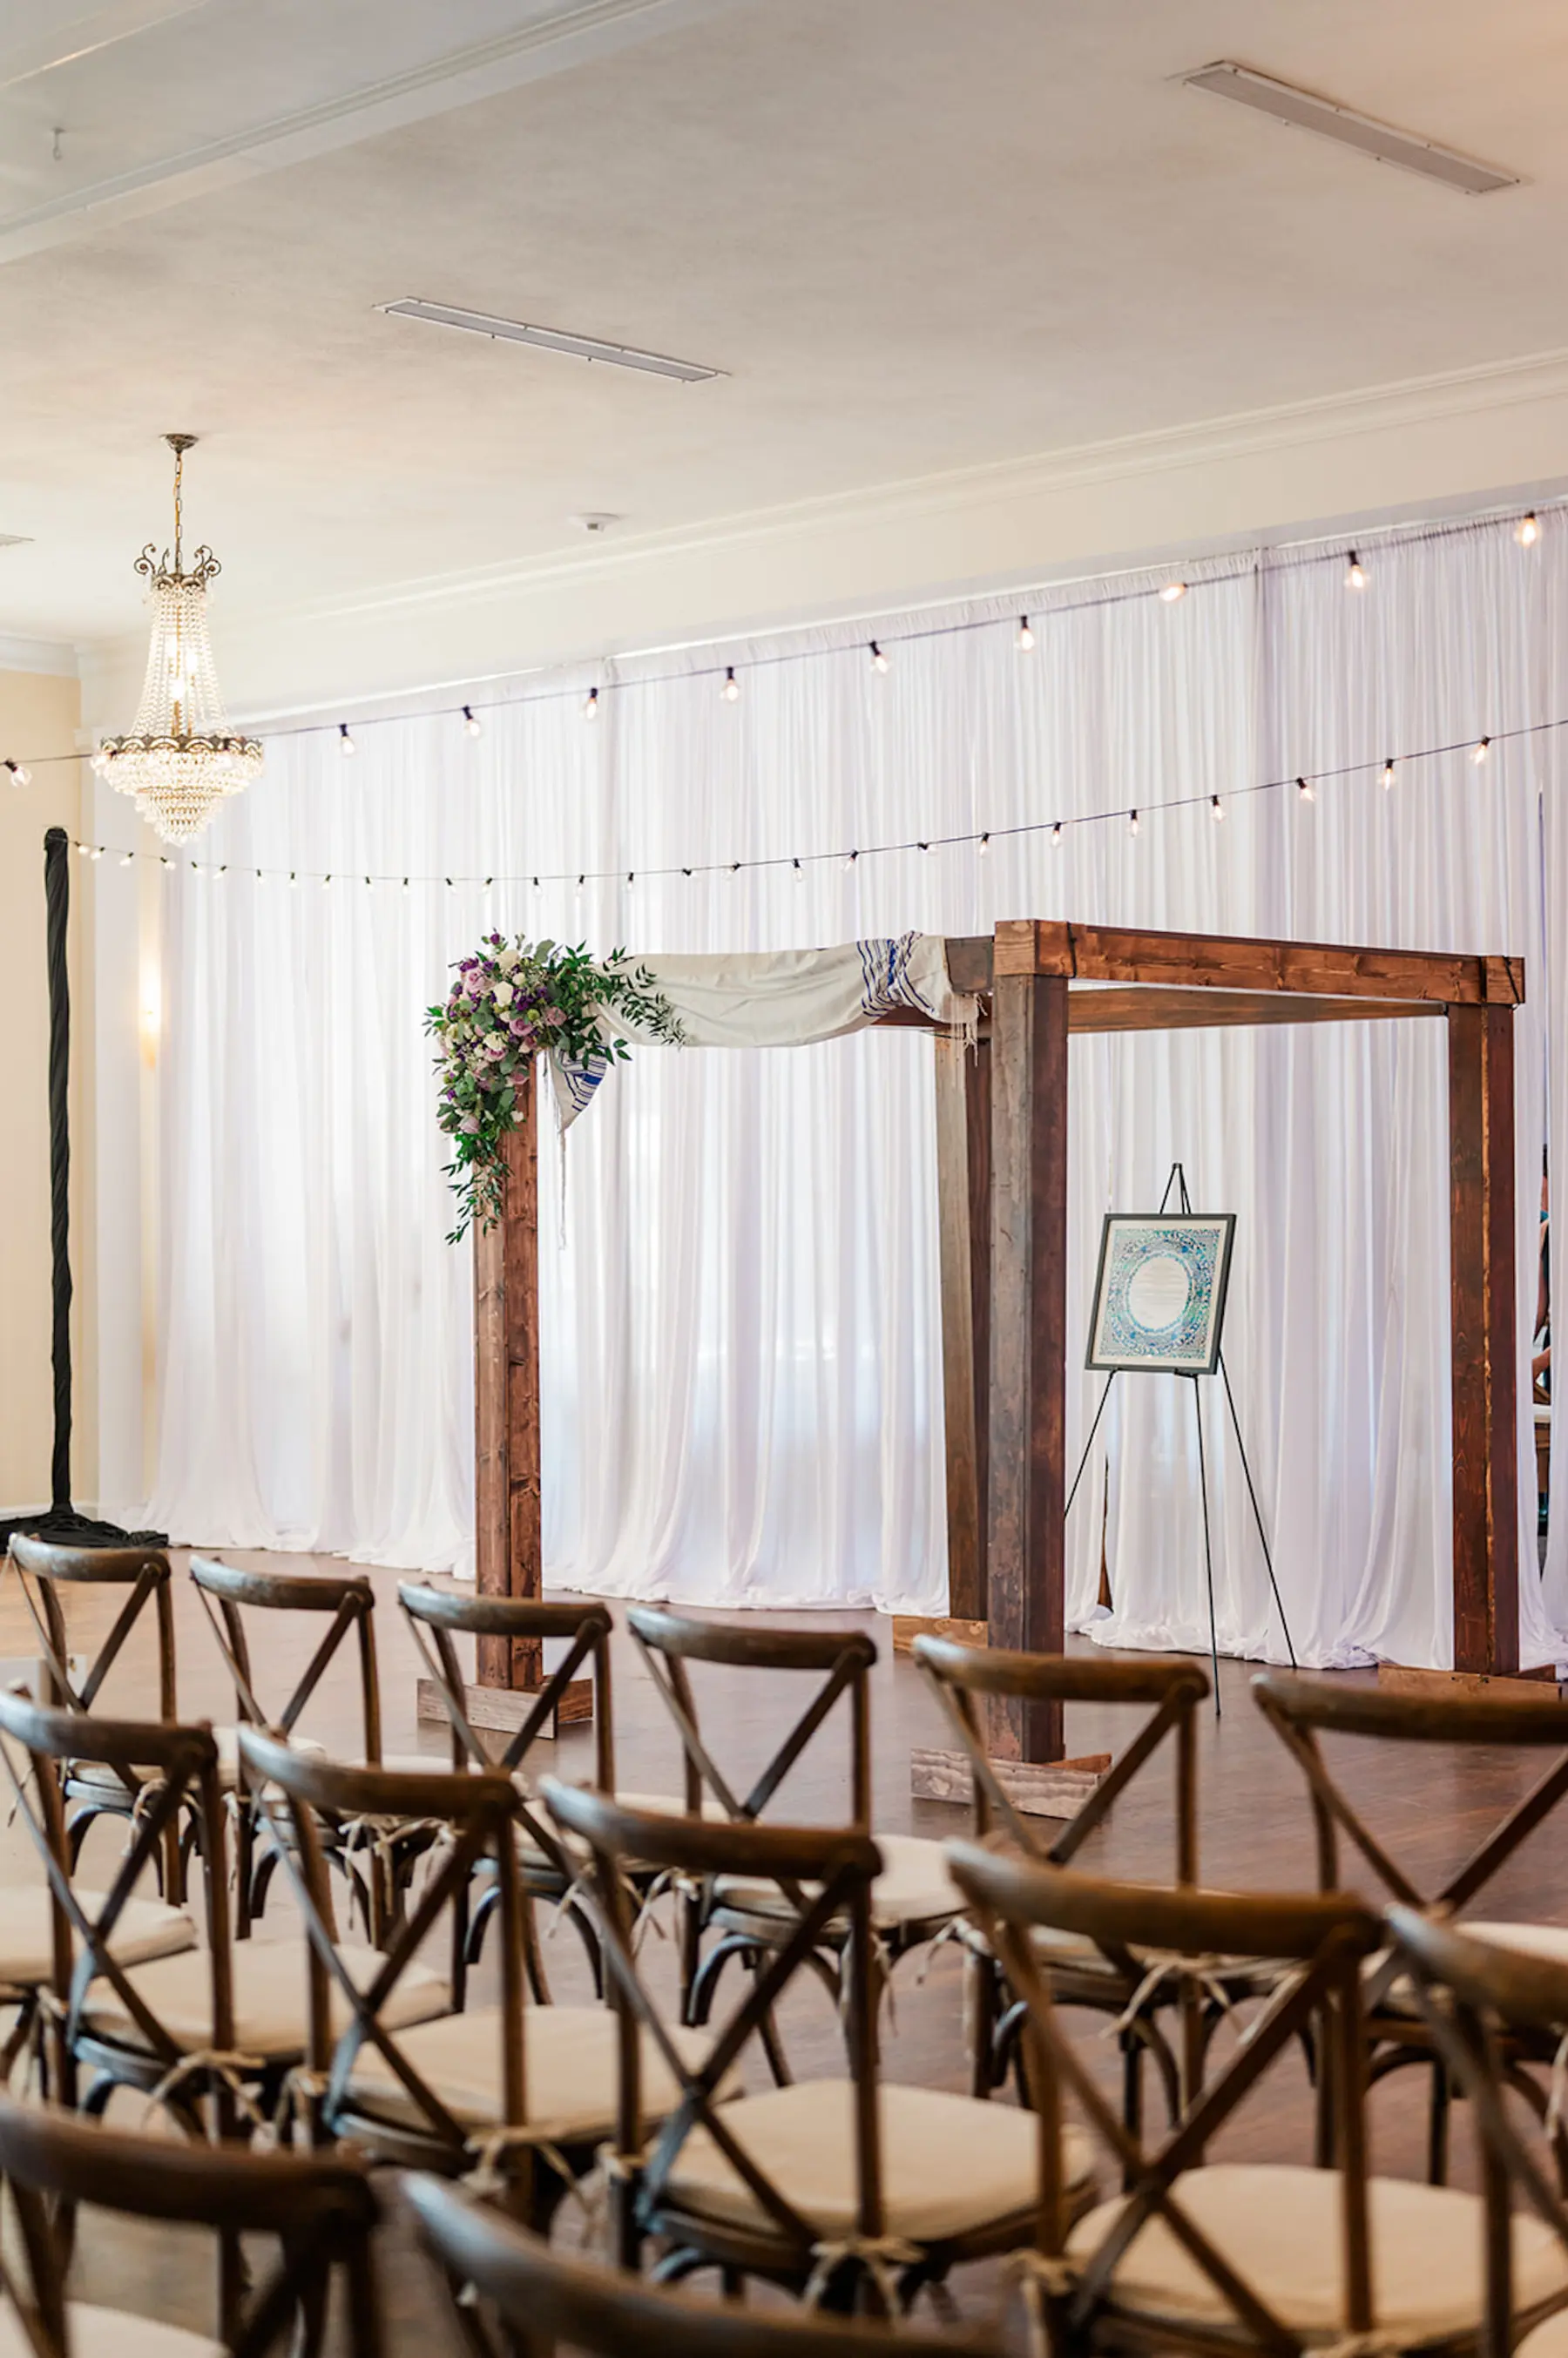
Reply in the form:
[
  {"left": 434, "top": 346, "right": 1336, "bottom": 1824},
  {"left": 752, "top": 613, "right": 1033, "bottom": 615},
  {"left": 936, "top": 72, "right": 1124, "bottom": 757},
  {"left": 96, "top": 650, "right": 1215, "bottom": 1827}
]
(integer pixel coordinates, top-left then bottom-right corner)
[{"left": 4, "top": 0, "right": 1568, "bottom": 662}]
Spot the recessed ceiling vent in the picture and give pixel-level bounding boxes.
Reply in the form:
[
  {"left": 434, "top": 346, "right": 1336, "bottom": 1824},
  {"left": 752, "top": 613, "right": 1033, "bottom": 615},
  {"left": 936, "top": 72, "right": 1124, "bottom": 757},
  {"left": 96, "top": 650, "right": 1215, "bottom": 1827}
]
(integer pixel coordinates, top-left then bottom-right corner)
[
  {"left": 1182, "top": 62, "right": 1517, "bottom": 195},
  {"left": 377, "top": 298, "right": 723, "bottom": 382}
]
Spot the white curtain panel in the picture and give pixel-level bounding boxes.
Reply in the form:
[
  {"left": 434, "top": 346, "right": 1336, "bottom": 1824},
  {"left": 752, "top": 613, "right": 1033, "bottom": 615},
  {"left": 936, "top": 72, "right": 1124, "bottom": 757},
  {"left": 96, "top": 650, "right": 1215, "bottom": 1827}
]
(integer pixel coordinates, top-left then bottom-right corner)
[{"left": 130, "top": 514, "right": 1566, "bottom": 1666}]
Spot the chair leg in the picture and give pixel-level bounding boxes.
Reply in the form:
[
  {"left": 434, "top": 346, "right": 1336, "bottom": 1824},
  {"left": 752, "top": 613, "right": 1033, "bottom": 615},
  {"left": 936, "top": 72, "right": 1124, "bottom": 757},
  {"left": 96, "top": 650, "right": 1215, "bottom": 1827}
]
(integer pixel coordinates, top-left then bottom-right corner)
[
  {"left": 1428, "top": 2054, "right": 1452, "bottom": 2186},
  {"left": 967, "top": 1950, "right": 999, "bottom": 2099},
  {"left": 520, "top": 1895, "right": 552, "bottom": 2006}
]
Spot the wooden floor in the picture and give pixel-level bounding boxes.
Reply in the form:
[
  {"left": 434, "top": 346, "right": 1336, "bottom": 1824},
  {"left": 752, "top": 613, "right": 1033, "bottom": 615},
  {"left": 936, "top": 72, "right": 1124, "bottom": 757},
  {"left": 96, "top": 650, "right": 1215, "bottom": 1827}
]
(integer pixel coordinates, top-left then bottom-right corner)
[{"left": 7, "top": 1546, "right": 1566, "bottom": 2344}]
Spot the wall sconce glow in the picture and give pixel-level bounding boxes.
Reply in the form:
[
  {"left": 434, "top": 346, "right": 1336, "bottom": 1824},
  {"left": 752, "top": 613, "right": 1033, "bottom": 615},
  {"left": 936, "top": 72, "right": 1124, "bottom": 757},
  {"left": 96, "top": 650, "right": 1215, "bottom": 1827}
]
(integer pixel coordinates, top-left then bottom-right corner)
[{"left": 139, "top": 968, "right": 162, "bottom": 1064}]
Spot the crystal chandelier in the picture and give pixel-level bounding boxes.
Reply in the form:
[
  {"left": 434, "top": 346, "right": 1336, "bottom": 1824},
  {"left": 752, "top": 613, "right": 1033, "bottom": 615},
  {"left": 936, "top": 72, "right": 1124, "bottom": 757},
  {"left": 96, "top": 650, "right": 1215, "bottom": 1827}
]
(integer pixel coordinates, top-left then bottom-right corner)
[{"left": 93, "top": 433, "right": 262, "bottom": 843}]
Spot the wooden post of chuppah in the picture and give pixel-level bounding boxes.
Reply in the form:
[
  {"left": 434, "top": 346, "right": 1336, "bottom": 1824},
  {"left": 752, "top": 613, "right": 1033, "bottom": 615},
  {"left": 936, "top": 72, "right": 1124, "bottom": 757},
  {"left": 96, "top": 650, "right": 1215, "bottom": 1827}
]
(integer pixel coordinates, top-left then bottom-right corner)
[{"left": 416, "top": 1064, "right": 591, "bottom": 1733}]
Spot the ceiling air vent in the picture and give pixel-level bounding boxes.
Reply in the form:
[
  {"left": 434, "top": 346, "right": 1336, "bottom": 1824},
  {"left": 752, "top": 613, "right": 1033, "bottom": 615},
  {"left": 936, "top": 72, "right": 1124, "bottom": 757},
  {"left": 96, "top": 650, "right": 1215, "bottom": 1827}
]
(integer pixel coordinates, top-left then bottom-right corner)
[
  {"left": 1182, "top": 63, "right": 1517, "bottom": 195},
  {"left": 377, "top": 298, "right": 723, "bottom": 382}
]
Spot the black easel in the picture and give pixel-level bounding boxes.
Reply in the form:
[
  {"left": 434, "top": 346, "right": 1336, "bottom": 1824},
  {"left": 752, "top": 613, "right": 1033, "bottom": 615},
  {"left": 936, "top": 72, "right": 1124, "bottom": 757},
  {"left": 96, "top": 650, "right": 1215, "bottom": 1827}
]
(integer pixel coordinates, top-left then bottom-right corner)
[
  {"left": 0, "top": 828, "right": 164, "bottom": 1552},
  {"left": 1064, "top": 1161, "right": 1295, "bottom": 1713}
]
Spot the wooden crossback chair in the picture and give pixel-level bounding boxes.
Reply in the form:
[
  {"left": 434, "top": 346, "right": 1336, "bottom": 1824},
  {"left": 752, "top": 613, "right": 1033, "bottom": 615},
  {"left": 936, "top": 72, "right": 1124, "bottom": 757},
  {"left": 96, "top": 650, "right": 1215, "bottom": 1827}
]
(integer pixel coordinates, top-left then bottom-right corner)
[
  {"left": 405, "top": 2175, "right": 1004, "bottom": 2358},
  {"left": 0, "top": 1687, "right": 227, "bottom": 2125},
  {"left": 397, "top": 1584, "right": 615, "bottom": 2000},
  {"left": 239, "top": 1726, "right": 724, "bottom": 2232},
  {"left": 188, "top": 1557, "right": 434, "bottom": 1942},
  {"left": 913, "top": 1638, "right": 1247, "bottom": 2118},
  {"left": 627, "top": 1608, "right": 962, "bottom": 2064},
  {"left": 0, "top": 2091, "right": 382, "bottom": 2358},
  {"left": 1254, "top": 1669, "right": 1568, "bottom": 2181},
  {"left": 1385, "top": 1910, "right": 1568, "bottom": 2358},
  {"left": 543, "top": 1780, "right": 1092, "bottom": 2313},
  {"left": 0, "top": 1687, "right": 442, "bottom": 2142},
  {"left": 6, "top": 1537, "right": 182, "bottom": 1896},
  {"left": 947, "top": 1841, "right": 1568, "bottom": 2358}
]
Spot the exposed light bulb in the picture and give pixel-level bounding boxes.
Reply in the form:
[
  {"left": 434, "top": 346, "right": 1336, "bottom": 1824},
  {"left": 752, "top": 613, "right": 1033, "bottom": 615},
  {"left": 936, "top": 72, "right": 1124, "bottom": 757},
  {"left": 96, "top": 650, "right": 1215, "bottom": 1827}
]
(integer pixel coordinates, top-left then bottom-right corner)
[
  {"left": 1015, "top": 615, "right": 1035, "bottom": 652},
  {"left": 869, "top": 640, "right": 889, "bottom": 673},
  {"left": 4, "top": 759, "right": 30, "bottom": 785},
  {"left": 118, "top": 852, "right": 133, "bottom": 867},
  {"left": 1517, "top": 513, "right": 1540, "bottom": 548},
  {"left": 842, "top": 849, "right": 859, "bottom": 872},
  {"left": 583, "top": 687, "right": 600, "bottom": 720},
  {"left": 721, "top": 666, "right": 740, "bottom": 702},
  {"left": 339, "top": 724, "right": 356, "bottom": 756},
  {"left": 289, "top": 870, "right": 299, "bottom": 888},
  {"left": 917, "top": 840, "right": 930, "bottom": 855},
  {"left": 1159, "top": 581, "right": 1187, "bottom": 605},
  {"left": 463, "top": 705, "right": 483, "bottom": 738},
  {"left": 1470, "top": 735, "right": 1490, "bottom": 766},
  {"left": 978, "top": 832, "right": 990, "bottom": 855},
  {"left": 402, "top": 876, "right": 410, "bottom": 891},
  {"left": 1210, "top": 795, "right": 1225, "bottom": 822},
  {"left": 1127, "top": 809, "right": 1140, "bottom": 836},
  {"left": 322, "top": 873, "right": 332, "bottom": 888},
  {"left": 1051, "top": 822, "right": 1063, "bottom": 847},
  {"left": 76, "top": 842, "right": 91, "bottom": 858},
  {"left": 792, "top": 857, "right": 804, "bottom": 880},
  {"left": 1345, "top": 551, "right": 1367, "bottom": 590},
  {"left": 213, "top": 864, "right": 227, "bottom": 883},
  {"left": 89, "top": 845, "right": 102, "bottom": 861},
  {"left": 1382, "top": 758, "right": 1396, "bottom": 789},
  {"left": 1296, "top": 776, "right": 1315, "bottom": 802}
]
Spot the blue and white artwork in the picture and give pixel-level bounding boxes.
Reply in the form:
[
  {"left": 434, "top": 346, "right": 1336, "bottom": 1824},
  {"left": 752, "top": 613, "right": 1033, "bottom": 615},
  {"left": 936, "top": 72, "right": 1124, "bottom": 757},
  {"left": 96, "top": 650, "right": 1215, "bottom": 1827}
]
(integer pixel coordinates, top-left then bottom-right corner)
[{"left": 1087, "top": 1213, "right": 1236, "bottom": 1374}]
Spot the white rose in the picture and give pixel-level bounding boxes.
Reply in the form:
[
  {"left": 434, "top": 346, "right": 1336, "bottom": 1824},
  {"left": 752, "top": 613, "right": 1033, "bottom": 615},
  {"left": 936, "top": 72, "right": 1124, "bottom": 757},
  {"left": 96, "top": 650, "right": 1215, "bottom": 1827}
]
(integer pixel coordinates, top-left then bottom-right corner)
[
  {"left": 493, "top": 981, "right": 514, "bottom": 1010},
  {"left": 497, "top": 948, "right": 521, "bottom": 973}
]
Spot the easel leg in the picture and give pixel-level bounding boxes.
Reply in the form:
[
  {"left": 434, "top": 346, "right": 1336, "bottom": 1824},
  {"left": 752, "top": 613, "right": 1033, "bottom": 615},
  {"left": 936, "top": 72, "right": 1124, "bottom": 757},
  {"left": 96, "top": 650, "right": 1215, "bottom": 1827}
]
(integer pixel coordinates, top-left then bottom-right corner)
[
  {"left": 1218, "top": 1353, "right": 1297, "bottom": 1669},
  {"left": 1064, "top": 1372, "right": 1118, "bottom": 1524},
  {"left": 1190, "top": 1374, "right": 1221, "bottom": 1716}
]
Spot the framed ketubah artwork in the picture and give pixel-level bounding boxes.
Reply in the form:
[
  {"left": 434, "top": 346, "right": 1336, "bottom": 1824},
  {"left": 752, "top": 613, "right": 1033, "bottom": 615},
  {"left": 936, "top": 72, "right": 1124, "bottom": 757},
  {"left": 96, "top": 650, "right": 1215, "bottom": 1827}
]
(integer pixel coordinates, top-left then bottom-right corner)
[{"left": 1086, "top": 1213, "right": 1237, "bottom": 1375}]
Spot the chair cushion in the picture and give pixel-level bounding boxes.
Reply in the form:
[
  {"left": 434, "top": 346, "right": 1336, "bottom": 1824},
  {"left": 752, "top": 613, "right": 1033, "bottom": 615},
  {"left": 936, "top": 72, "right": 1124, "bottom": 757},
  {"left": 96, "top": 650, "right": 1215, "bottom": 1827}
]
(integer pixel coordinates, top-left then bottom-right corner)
[
  {"left": 0, "top": 1890, "right": 195, "bottom": 1988},
  {"left": 1067, "top": 2163, "right": 1568, "bottom": 2340},
  {"left": 713, "top": 1834, "right": 961, "bottom": 1932},
  {"left": 343, "top": 2003, "right": 740, "bottom": 2144},
  {"left": 1520, "top": 2307, "right": 1568, "bottom": 2358},
  {"left": 80, "top": 1938, "right": 451, "bottom": 2062},
  {"left": 66, "top": 1728, "right": 330, "bottom": 1800},
  {"left": 666, "top": 2078, "right": 1092, "bottom": 2244},
  {"left": 0, "top": 2304, "right": 219, "bottom": 2358}
]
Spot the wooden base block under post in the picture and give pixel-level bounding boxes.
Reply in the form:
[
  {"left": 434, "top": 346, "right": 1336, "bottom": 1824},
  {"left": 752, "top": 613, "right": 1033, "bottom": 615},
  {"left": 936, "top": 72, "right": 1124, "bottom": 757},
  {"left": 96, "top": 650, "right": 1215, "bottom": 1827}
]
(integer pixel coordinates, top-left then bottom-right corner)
[
  {"left": 891, "top": 1616, "right": 988, "bottom": 1654},
  {"left": 416, "top": 1677, "right": 593, "bottom": 1739},
  {"left": 910, "top": 1746, "right": 1112, "bottom": 1821},
  {"left": 1376, "top": 1662, "right": 1561, "bottom": 1700}
]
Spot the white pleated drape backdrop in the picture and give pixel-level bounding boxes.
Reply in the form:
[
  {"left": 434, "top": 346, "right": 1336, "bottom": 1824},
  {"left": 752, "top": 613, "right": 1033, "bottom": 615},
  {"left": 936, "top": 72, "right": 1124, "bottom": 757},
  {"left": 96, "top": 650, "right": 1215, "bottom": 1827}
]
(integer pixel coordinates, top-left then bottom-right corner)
[{"left": 118, "top": 510, "right": 1568, "bottom": 1668}]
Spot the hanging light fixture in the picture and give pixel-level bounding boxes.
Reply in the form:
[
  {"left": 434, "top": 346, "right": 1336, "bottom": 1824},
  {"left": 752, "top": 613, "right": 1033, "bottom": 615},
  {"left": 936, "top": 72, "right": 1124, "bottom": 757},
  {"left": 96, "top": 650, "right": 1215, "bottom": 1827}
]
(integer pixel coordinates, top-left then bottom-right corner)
[{"left": 93, "top": 434, "right": 262, "bottom": 843}]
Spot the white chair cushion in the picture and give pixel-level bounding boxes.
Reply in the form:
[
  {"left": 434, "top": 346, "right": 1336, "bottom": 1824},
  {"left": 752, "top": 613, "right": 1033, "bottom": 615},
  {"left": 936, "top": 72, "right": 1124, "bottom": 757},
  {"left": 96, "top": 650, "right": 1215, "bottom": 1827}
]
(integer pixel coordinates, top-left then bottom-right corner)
[
  {"left": 344, "top": 2003, "right": 740, "bottom": 2143},
  {"left": 80, "top": 1938, "right": 451, "bottom": 2061},
  {"left": 713, "top": 1834, "right": 962, "bottom": 1932},
  {"left": 0, "top": 1890, "right": 195, "bottom": 1988},
  {"left": 1520, "top": 2306, "right": 1568, "bottom": 2358},
  {"left": 0, "top": 2304, "right": 219, "bottom": 2358},
  {"left": 666, "top": 2078, "right": 1092, "bottom": 2244},
  {"left": 66, "top": 1728, "right": 330, "bottom": 1800},
  {"left": 1067, "top": 2163, "right": 1568, "bottom": 2341}
]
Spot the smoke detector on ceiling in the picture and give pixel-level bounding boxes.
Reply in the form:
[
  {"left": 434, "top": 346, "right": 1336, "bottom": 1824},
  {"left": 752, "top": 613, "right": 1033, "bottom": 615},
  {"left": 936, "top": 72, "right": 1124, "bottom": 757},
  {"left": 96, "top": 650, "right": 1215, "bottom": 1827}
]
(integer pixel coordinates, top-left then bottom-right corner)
[{"left": 570, "top": 513, "right": 620, "bottom": 536}]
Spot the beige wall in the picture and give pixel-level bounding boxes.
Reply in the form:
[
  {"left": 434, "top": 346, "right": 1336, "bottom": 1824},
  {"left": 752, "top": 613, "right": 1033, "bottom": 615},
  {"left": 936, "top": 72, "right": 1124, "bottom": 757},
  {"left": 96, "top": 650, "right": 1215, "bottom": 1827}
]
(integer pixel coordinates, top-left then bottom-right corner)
[{"left": 0, "top": 668, "right": 93, "bottom": 1511}]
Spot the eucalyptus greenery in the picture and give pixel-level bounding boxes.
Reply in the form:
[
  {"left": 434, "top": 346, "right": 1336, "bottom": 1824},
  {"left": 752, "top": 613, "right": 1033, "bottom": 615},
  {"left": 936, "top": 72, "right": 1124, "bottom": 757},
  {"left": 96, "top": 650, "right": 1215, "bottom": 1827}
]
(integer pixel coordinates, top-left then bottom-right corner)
[{"left": 427, "top": 934, "right": 684, "bottom": 1240}]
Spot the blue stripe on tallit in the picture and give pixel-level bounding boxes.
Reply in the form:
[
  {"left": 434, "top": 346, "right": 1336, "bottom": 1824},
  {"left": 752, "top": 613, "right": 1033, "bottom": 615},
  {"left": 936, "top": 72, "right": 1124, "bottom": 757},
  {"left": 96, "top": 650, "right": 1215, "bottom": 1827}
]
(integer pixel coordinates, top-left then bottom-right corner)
[{"left": 856, "top": 931, "right": 932, "bottom": 1017}]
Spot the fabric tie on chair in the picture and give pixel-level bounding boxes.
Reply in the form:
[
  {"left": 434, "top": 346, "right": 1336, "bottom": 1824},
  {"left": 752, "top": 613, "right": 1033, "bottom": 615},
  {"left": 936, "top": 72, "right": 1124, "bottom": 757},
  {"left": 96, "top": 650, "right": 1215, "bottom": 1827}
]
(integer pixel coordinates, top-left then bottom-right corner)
[
  {"left": 144, "top": 2045, "right": 269, "bottom": 2132},
  {"left": 802, "top": 2231, "right": 924, "bottom": 2312},
  {"left": 462, "top": 2124, "right": 591, "bottom": 2210},
  {"left": 1008, "top": 2247, "right": 1083, "bottom": 2358},
  {"left": 1104, "top": 1950, "right": 1246, "bottom": 2042}
]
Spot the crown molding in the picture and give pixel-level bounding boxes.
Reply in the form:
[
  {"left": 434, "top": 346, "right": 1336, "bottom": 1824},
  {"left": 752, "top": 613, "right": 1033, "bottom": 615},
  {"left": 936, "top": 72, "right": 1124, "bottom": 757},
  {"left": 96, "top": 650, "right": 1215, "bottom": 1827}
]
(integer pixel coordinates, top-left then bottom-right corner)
[
  {"left": 78, "top": 338, "right": 1568, "bottom": 727},
  {"left": 0, "top": 0, "right": 751, "bottom": 263},
  {"left": 0, "top": 632, "right": 80, "bottom": 678}
]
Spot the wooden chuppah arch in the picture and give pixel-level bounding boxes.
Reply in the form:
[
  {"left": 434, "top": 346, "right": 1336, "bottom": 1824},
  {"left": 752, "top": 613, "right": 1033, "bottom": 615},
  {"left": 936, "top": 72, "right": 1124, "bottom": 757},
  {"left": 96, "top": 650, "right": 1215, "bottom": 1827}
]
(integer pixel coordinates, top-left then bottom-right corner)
[{"left": 441, "top": 919, "right": 1525, "bottom": 1791}]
